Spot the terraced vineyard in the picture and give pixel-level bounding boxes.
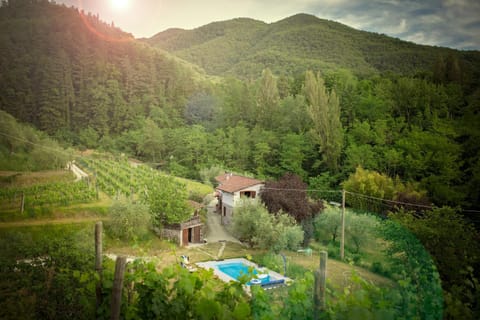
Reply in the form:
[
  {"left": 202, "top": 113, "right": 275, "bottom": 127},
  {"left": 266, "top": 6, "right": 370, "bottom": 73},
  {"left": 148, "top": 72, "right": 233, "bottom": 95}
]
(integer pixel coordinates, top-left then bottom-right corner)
[
  {"left": 76, "top": 158, "right": 213, "bottom": 199},
  {"left": 0, "top": 179, "right": 97, "bottom": 212}
]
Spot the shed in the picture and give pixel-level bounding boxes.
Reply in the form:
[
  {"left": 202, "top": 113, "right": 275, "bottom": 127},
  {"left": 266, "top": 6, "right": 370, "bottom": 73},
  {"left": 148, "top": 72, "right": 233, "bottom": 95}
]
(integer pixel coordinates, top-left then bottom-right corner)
[{"left": 161, "top": 200, "right": 205, "bottom": 246}]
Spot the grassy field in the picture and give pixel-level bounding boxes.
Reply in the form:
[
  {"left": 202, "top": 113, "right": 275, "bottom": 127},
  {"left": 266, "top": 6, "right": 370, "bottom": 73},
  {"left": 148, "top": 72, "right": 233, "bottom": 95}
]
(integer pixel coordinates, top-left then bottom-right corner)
[{"left": 173, "top": 175, "right": 214, "bottom": 199}]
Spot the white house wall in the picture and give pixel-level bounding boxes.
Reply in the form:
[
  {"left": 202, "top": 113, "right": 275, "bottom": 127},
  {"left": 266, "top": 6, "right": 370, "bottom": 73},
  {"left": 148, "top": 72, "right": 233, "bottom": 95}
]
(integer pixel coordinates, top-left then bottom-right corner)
[
  {"left": 219, "top": 184, "right": 264, "bottom": 225},
  {"left": 233, "top": 185, "right": 264, "bottom": 205},
  {"left": 222, "top": 192, "right": 235, "bottom": 207}
]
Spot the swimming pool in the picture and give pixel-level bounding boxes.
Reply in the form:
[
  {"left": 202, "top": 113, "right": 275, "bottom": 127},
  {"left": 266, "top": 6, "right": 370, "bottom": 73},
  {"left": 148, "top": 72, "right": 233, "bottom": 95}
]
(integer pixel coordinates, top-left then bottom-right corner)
[
  {"left": 196, "top": 258, "right": 289, "bottom": 288},
  {"left": 217, "top": 262, "right": 270, "bottom": 285}
]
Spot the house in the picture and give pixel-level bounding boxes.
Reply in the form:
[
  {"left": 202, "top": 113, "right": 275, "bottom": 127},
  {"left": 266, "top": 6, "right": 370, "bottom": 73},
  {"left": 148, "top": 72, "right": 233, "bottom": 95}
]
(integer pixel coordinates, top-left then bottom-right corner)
[
  {"left": 215, "top": 173, "right": 264, "bottom": 225},
  {"left": 161, "top": 200, "right": 205, "bottom": 246}
]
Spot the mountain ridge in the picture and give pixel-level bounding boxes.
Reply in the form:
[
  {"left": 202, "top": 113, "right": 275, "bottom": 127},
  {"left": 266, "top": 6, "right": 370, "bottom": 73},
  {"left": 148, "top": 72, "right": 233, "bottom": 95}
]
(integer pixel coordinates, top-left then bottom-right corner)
[{"left": 145, "top": 13, "right": 480, "bottom": 79}]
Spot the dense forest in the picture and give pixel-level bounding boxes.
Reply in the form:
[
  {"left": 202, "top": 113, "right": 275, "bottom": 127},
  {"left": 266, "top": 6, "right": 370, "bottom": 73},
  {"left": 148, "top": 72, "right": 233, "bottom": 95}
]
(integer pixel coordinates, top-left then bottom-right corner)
[
  {"left": 0, "top": 2, "right": 480, "bottom": 317},
  {"left": 0, "top": 0, "right": 206, "bottom": 137}
]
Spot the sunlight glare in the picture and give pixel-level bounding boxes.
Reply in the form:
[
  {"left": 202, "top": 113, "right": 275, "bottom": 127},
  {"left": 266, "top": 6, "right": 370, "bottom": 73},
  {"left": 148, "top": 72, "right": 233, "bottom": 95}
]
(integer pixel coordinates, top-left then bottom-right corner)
[{"left": 111, "top": 0, "right": 129, "bottom": 10}]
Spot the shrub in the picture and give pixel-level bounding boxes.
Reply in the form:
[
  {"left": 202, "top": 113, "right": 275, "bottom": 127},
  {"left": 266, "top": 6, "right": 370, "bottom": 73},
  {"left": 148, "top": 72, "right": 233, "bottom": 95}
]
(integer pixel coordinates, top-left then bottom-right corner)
[
  {"left": 230, "top": 199, "right": 304, "bottom": 252},
  {"left": 314, "top": 207, "right": 341, "bottom": 243},
  {"left": 107, "top": 200, "right": 151, "bottom": 241}
]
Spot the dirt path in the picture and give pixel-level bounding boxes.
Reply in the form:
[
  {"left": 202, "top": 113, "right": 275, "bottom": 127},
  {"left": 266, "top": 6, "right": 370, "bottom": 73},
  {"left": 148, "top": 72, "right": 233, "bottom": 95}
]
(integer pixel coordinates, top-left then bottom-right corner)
[
  {"left": 204, "top": 199, "right": 241, "bottom": 244},
  {"left": 69, "top": 162, "right": 89, "bottom": 181}
]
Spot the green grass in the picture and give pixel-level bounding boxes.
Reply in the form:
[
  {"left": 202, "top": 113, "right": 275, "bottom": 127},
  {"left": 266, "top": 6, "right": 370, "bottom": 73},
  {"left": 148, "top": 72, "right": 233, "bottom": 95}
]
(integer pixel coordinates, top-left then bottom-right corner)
[{"left": 171, "top": 175, "right": 214, "bottom": 198}]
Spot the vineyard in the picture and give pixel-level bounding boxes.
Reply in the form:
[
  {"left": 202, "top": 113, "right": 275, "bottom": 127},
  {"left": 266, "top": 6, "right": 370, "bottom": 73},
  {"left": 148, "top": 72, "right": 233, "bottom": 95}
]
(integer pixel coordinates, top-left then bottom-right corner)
[
  {"left": 0, "top": 179, "right": 97, "bottom": 213},
  {"left": 76, "top": 157, "right": 213, "bottom": 200}
]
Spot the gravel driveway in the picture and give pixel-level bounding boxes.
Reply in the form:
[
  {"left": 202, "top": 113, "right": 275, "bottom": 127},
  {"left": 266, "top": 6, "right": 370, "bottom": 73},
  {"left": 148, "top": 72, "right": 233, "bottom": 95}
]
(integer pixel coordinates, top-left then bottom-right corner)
[{"left": 204, "top": 199, "right": 241, "bottom": 244}]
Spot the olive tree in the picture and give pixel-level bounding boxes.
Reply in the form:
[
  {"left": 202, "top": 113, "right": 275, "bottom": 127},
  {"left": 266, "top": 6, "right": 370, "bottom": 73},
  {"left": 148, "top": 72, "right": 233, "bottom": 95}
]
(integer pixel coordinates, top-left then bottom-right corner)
[
  {"left": 107, "top": 200, "right": 151, "bottom": 241},
  {"left": 230, "top": 199, "right": 303, "bottom": 252}
]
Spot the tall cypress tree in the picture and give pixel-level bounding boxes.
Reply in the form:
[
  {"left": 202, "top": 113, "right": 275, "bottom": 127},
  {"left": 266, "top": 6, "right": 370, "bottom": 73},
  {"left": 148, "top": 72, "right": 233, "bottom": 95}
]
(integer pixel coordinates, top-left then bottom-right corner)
[{"left": 305, "top": 70, "right": 344, "bottom": 172}]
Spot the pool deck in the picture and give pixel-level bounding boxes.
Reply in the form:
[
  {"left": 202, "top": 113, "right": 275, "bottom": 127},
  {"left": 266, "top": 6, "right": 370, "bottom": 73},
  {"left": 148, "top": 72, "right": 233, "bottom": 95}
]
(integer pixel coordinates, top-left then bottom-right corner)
[{"left": 196, "top": 258, "right": 290, "bottom": 286}]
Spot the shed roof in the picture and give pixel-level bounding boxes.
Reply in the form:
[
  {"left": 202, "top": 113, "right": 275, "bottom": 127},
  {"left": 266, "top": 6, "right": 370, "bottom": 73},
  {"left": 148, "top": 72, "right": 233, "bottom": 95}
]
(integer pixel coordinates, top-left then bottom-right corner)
[
  {"left": 215, "top": 173, "right": 263, "bottom": 193},
  {"left": 188, "top": 200, "right": 204, "bottom": 210}
]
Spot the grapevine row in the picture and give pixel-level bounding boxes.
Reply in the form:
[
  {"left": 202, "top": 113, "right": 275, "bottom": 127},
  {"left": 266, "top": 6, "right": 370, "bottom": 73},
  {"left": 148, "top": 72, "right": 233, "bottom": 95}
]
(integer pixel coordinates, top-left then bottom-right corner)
[{"left": 0, "top": 179, "right": 97, "bottom": 210}]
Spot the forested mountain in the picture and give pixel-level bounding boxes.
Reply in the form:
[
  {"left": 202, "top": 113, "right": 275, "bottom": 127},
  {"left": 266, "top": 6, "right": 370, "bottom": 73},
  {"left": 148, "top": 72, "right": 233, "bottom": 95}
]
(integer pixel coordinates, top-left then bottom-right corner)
[
  {"left": 146, "top": 13, "right": 480, "bottom": 81},
  {"left": 0, "top": 0, "right": 206, "bottom": 138}
]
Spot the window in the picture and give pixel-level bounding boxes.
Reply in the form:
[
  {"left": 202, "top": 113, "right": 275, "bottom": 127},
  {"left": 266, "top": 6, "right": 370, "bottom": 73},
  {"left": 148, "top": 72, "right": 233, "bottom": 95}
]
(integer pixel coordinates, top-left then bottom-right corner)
[{"left": 240, "top": 191, "right": 256, "bottom": 198}]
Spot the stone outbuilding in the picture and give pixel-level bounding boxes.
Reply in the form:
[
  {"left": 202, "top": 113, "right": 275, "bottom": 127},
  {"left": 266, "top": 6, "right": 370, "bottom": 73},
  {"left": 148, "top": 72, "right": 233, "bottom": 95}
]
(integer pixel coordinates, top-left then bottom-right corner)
[{"left": 161, "top": 200, "right": 205, "bottom": 246}]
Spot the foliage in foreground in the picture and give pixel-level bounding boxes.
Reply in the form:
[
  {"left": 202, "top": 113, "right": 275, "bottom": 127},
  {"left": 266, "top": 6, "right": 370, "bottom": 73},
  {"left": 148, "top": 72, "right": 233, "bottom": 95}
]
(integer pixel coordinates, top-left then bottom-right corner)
[
  {"left": 0, "top": 222, "right": 444, "bottom": 319},
  {"left": 314, "top": 208, "right": 444, "bottom": 319},
  {"left": 391, "top": 207, "right": 480, "bottom": 320},
  {"left": 380, "top": 219, "right": 443, "bottom": 319}
]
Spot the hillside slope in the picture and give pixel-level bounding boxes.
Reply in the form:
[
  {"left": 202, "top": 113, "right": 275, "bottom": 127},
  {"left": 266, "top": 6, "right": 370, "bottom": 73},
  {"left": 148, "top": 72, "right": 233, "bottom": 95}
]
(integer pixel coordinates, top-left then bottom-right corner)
[
  {"left": 0, "top": 1, "right": 206, "bottom": 136},
  {"left": 146, "top": 13, "right": 480, "bottom": 79}
]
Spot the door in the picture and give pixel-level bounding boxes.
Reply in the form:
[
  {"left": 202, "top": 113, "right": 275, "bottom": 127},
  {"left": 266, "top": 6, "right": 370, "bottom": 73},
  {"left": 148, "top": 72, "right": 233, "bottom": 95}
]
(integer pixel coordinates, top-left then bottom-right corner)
[
  {"left": 182, "top": 228, "right": 188, "bottom": 246},
  {"left": 193, "top": 226, "right": 201, "bottom": 243}
]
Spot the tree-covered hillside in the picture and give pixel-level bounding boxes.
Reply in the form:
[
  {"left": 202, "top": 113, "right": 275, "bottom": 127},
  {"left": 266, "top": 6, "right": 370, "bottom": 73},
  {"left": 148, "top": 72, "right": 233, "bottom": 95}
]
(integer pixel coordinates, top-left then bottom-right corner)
[
  {"left": 146, "top": 13, "right": 480, "bottom": 82},
  {"left": 0, "top": 0, "right": 206, "bottom": 138}
]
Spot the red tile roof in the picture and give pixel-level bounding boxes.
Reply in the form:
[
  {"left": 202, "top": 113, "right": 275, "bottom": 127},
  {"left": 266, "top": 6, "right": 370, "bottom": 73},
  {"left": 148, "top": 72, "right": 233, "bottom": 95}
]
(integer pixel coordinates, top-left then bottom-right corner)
[{"left": 215, "top": 173, "right": 263, "bottom": 193}]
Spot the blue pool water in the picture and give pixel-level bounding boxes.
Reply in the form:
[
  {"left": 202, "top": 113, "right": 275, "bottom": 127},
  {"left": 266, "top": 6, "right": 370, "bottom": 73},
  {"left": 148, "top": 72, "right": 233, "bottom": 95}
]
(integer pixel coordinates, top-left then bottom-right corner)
[{"left": 218, "top": 262, "right": 270, "bottom": 285}]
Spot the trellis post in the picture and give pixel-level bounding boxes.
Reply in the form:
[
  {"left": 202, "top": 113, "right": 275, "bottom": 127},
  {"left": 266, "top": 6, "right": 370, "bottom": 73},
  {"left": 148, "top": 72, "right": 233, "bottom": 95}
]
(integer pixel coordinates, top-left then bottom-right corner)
[
  {"left": 111, "top": 256, "right": 127, "bottom": 320},
  {"left": 95, "top": 221, "right": 103, "bottom": 310},
  {"left": 314, "top": 251, "right": 328, "bottom": 319},
  {"left": 340, "top": 189, "right": 345, "bottom": 260}
]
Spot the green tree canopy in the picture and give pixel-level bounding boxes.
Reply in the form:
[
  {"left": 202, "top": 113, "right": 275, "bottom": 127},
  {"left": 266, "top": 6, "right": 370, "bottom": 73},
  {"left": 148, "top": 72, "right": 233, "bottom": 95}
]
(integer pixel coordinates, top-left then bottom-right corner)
[
  {"left": 107, "top": 200, "right": 151, "bottom": 241},
  {"left": 140, "top": 175, "right": 191, "bottom": 226},
  {"left": 305, "top": 70, "right": 344, "bottom": 172},
  {"left": 230, "top": 199, "right": 303, "bottom": 252}
]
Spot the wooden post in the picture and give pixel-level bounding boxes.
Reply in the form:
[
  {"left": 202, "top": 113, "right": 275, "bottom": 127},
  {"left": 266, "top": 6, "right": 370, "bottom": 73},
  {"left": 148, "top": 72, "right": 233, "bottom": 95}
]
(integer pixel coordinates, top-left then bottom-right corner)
[
  {"left": 95, "top": 222, "right": 103, "bottom": 310},
  {"left": 20, "top": 192, "right": 25, "bottom": 214},
  {"left": 314, "top": 251, "right": 328, "bottom": 320},
  {"left": 111, "top": 256, "right": 127, "bottom": 320},
  {"left": 340, "top": 189, "right": 346, "bottom": 260}
]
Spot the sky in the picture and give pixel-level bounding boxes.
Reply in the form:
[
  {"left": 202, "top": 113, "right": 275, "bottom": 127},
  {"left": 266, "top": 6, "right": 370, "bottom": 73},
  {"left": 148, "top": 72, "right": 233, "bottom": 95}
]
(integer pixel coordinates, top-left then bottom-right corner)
[{"left": 58, "top": 0, "right": 480, "bottom": 50}]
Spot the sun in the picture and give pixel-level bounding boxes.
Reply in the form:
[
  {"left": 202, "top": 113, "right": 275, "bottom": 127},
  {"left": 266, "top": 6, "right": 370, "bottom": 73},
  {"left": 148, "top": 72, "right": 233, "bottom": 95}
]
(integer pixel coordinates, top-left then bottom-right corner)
[{"left": 110, "top": 0, "right": 129, "bottom": 10}]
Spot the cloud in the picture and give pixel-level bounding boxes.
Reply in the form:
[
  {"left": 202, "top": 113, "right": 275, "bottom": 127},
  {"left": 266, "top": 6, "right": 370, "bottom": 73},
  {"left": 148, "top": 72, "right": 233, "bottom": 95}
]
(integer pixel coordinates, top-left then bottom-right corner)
[{"left": 306, "top": 0, "right": 480, "bottom": 50}]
